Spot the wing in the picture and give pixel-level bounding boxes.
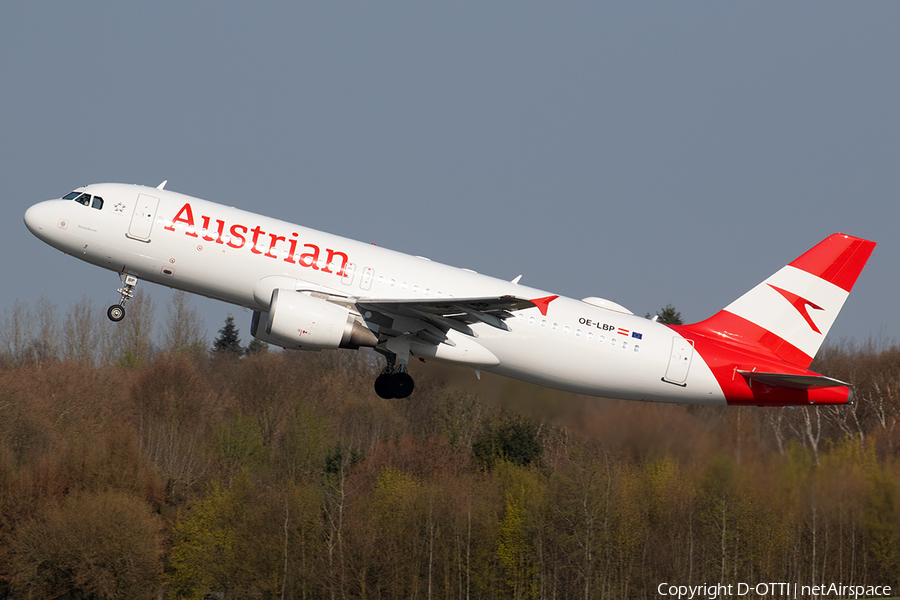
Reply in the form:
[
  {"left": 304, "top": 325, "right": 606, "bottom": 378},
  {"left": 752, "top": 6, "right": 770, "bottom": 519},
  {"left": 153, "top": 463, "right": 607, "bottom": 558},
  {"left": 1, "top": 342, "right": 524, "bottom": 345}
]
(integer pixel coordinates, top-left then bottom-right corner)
[{"left": 356, "top": 295, "right": 537, "bottom": 339}]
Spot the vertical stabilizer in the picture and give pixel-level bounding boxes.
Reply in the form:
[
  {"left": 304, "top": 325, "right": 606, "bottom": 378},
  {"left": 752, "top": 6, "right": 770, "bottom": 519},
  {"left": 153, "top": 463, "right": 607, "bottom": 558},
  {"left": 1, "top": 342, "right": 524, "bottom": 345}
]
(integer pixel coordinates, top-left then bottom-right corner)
[{"left": 681, "top": 234, "right": 875, "bottom": 368}]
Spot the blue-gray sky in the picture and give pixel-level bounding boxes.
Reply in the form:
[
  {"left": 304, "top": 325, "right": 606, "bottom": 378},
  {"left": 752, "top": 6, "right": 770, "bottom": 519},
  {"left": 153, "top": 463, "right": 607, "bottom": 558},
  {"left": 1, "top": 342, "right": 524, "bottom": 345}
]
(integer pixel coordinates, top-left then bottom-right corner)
[{"left": 3, "top": 2, "right": 898, "bottom": 349}]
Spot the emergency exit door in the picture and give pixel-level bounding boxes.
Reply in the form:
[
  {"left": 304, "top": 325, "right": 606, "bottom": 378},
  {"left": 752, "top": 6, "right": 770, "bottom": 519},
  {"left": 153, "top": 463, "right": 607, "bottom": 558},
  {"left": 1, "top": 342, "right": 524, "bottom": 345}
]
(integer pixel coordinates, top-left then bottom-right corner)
[
  {"left": 663, "top": 337, "right": 694, "bottom": 385},
  {"left": 128, "top": 194, "right": 159, "bottom": 241}
]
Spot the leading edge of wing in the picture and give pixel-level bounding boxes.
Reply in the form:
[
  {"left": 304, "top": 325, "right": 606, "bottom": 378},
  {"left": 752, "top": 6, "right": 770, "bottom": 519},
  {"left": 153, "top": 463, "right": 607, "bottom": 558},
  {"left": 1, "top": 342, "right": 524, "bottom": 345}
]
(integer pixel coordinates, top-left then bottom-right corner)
[{"left": 737, "top": 370, "right": 850, "bottom": 390}]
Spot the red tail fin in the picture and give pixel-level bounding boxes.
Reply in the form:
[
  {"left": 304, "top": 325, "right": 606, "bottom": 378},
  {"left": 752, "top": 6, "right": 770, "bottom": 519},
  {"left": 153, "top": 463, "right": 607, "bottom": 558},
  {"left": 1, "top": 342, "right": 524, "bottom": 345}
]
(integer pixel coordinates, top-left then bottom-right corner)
[{"left": 681, "top": 234, "right": 875, "bottom": 368}]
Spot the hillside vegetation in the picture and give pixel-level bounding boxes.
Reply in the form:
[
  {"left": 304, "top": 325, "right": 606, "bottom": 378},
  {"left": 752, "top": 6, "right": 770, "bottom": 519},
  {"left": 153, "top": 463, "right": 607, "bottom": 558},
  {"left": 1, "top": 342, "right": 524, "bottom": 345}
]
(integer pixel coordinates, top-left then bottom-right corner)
[{"left": 0, "top": 293, "right": 899, "bottom": 598}]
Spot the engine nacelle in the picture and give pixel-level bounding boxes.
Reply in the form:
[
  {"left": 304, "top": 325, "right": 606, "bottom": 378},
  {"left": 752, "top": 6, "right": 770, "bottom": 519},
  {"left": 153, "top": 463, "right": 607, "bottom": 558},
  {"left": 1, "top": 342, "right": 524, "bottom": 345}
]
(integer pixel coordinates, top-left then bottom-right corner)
[{"left": 251, "top": 289, "right": 378, "bottom": 350}]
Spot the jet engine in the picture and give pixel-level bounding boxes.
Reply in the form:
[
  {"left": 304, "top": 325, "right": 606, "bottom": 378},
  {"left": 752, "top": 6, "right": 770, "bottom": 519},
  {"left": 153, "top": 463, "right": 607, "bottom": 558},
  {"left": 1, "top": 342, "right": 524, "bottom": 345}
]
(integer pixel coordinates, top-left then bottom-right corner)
[{"left": 250, "top": 289, "right": 378, "bottom": 350}]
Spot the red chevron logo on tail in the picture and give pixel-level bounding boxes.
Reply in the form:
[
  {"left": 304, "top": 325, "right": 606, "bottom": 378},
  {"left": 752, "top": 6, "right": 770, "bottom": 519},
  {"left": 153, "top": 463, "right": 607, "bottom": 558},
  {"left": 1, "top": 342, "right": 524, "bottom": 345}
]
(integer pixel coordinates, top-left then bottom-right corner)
[{"left": 768, "top": 284, "right": 824, "bottom": 334}]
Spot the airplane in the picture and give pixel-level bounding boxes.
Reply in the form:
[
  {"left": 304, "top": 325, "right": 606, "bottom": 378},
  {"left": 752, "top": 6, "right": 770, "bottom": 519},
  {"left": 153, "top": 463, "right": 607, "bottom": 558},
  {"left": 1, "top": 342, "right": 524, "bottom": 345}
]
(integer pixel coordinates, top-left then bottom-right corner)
[{"left": 24, "top": 182, "right": 875, "bottom": 406}]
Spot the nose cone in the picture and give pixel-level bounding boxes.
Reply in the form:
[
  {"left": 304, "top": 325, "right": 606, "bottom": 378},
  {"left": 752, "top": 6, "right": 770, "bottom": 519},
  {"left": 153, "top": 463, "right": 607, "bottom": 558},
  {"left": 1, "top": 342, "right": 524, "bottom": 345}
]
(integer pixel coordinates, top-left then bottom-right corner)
[
  {"left": 24, "top": 203, "right": 43, "bottom": 235},
  {"left": 24, "top": 200, "right": 60, "bottom": 241}
]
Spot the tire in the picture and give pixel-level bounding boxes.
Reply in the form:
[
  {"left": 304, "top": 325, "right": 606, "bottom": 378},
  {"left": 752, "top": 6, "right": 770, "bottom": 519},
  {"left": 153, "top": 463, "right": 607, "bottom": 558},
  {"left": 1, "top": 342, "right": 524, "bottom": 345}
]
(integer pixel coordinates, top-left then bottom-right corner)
[
  {"left": 374, "top": 373, "right": 394, "bottom": 399},
  {"left": 107, "top": 305, "right": 125, "bottom": 322},
  {"left": 389, "top": 372, "right": 415, "bottom": 399}
]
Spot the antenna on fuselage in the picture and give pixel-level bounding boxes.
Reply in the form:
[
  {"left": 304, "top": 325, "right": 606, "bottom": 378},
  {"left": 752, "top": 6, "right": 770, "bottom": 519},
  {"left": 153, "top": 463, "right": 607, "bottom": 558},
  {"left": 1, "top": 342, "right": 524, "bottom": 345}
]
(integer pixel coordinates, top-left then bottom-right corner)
[{"left": 157, "top": 180, "right": 168, "bottom": 190}]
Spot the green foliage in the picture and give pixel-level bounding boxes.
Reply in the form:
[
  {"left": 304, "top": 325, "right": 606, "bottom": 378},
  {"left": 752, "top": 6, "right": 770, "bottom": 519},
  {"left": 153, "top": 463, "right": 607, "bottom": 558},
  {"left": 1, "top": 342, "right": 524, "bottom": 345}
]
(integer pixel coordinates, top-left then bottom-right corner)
[
  {"left": 212, "top": 314, "right": 242, "bottom": 355},
  {"left": 498, "top": 490, "right": 530, "bottom": 595},
  {"left": 324, "top": 442, "right": 363, "bottom": 476},
  {"left": 274, "top": 407, "right": 332, "bottom": 481},
  {"left": 495, "top": 463, "right": 545, "bottom": 599},
  {"left": 169, "top": 472, "right": 323, "bottom": 599},
  {"left": 865, "top": 466, "right": 900, "bottom": 582},
  {"left": 117, "top": 348, "right": 144, "bottom": 369},
  {"left": 646, "top": 303, "right": 684, "bottom": 325},
  {"left": 169, "top": 476, "right": 249, "bottom": 598},
  {"left": 472, "top": 412, "right": 542, "bottom": 470},
  {"left": 211, "top": 413, "right": 268, "bottom": 472},
  {"left": 6, "top": 297, "right": 900, "bottom": 598},
  {"left": 374, "top": 467, "right": 421, "bottom": 535},
  {"left": 245, "top": 337, "right": 268, "bottom": 355}
]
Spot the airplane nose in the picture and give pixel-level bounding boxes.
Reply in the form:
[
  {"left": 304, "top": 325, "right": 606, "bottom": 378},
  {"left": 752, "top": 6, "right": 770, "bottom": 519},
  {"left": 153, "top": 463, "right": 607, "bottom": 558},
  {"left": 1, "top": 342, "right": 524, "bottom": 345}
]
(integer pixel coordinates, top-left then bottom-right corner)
[
  {"left": 24, "top": 200, "right": 57, "bottom": 238},
  {"left": 24, "top": 203, "right": 43, "bottom": 235}
]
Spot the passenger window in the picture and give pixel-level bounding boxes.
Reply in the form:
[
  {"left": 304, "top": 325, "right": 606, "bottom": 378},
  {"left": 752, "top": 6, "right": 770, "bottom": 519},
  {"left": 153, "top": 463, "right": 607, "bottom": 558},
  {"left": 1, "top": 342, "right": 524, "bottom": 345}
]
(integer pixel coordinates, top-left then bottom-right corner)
[{"left": 92, "top": 196, "right": 104, "bottom": 210}]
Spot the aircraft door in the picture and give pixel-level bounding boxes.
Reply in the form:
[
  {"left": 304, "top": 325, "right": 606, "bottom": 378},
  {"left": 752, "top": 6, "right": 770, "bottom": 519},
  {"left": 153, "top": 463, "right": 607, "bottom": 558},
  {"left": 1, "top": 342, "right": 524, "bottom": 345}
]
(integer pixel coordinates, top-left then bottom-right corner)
[
  {"left": 128, "top": 194, "right": 160, "bottom": 241},
  {"left": 360, "top": 267, "right": 374, "bottom": 291},
  {"left": 663, "top": 337, "right": 694, "bottom": 385},
  {"left": 341, "top": 263, "right": 356, "bottom": 286}
]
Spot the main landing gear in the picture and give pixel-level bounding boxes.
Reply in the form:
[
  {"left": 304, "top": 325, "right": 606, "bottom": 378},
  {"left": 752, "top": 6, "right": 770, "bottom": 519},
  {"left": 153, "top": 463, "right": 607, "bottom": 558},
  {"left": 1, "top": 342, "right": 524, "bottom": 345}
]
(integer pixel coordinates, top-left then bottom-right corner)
[
  {"left": 107, "top": 274, "right": 138, "bottom": 322},
  {"left": 374, "top": 350, "right": 415, "bottom": 399}
]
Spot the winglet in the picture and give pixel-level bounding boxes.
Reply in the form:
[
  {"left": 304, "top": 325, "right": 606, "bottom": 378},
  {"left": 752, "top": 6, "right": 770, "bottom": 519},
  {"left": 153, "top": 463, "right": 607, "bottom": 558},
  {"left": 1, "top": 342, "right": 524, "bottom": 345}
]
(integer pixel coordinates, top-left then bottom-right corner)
[{"left": 530, "top": 295, "right": 559, "bottom": 316}]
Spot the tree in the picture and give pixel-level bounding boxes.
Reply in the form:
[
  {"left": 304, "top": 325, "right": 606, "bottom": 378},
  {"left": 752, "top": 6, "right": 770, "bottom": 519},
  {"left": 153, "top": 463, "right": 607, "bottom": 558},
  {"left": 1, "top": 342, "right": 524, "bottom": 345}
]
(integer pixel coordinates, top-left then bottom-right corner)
[
  {"left": 472, "top": 412, "right": 542, "bottom": 470},
  {"left": 111, "top": 289, "right": 155, "bottom": 367},
  {"left": 162, "top": 291, "right": 206, "bottom": 356},
  {"left": 33, "top": 297, "right": 60, "bottom": 365},
  {"left": 245, "top": 337, "right": 269, "bottom": 356},
  {"left": 9, "top": 490, "right": 163, "bottom": 599},
  {"left": 62, "top": 295, "right": 99, "bottom": 365},
  {"left": 212, "top": 314, "right": 243, "bottom": 356},
  {"left": 647, "top": 304, "right": 684, "bottom": 325}
]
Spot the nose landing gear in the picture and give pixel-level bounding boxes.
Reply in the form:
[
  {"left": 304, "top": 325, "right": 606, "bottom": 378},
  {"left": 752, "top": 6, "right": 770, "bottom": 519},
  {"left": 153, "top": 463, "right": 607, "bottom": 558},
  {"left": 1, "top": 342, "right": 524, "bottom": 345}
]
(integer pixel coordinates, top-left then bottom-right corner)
[
  {"left": 374, "top": 350, "right": 416, "bottom": 399},
  {"left": 107, "top": 274, "right": 138, "bottom": 322}
]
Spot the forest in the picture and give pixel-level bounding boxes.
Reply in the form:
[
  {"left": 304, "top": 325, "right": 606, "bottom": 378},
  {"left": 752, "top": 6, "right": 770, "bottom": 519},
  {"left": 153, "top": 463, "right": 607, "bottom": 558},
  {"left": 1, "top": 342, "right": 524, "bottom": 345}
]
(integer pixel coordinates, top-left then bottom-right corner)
[{"left": 0, "top": 292, "right": 899, "bottom": 599}]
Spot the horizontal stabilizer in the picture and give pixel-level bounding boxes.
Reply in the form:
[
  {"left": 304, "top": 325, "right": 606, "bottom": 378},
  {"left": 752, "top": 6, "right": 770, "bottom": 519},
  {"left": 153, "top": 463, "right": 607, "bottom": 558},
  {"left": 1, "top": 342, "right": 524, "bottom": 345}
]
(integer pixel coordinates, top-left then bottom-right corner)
[{"left": 737, "top": 370, "right": 849, "bottom": 390}]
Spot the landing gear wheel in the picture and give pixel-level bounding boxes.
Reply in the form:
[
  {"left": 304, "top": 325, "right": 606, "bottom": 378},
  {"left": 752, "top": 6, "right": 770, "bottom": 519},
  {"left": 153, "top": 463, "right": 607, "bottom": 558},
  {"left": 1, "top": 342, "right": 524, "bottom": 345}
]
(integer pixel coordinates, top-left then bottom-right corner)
[
  {"left": 107, "top": 305, "right": 125, "bottom": 322},
  {"left": 389, "top": 372, "right": 415, "bottom": 399},
  {"left": 374, "top": 373, "right": 393, "bottom": 399},
  {"left": 373, "top": 372, "right": 415, "bottom": 399},
  {"left": 373, "top": 349, "right": 415, "bottom": 399},
  {"left": 107, "top": 274, "right": 138, "bottom": 322}
]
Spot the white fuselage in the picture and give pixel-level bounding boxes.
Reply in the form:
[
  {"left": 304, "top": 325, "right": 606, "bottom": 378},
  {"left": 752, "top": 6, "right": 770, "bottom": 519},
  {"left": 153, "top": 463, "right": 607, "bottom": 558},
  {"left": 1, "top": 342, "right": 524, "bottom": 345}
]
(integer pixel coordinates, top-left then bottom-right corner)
[{"left": 25, "top": 183, "right": 726, "bottom": 404}]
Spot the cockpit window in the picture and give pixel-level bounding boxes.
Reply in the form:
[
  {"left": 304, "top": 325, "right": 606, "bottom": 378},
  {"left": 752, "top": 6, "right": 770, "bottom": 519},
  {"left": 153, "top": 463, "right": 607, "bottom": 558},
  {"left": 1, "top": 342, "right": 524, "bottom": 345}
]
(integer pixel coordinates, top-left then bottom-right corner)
[{"left": 64, "top": 191, "right": 104, "bottom": 209}]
